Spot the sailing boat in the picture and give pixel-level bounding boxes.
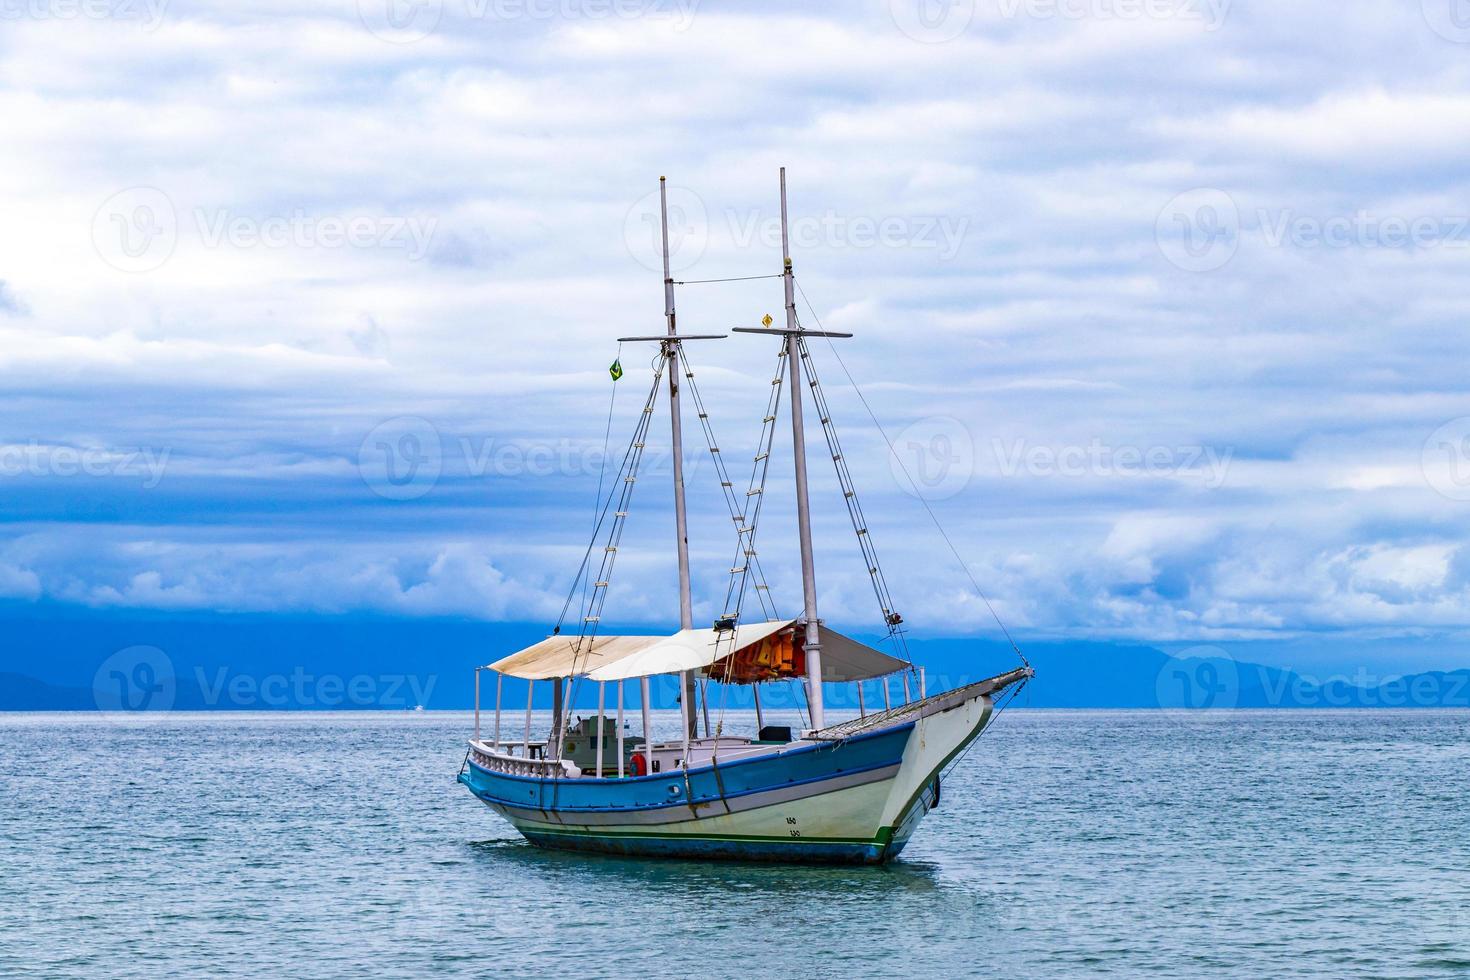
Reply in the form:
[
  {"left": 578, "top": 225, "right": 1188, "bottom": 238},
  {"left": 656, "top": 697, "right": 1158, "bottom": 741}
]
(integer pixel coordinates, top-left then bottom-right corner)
[{"left": 457, "top": 170, "right": 1032, "bottom": 864}]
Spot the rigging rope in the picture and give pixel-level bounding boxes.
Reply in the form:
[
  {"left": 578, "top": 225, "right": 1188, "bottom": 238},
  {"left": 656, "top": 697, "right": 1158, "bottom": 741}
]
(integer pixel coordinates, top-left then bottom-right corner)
[
  {"left": 671, "top": 274, "right": 782, "bottom": 285},
  {"left": 797, "top": 333, "right": 913, "bottom": 666},
  {"left": 581, "top": 341, "right": 622, "bottom": 620},
  {"left": 676, "top": 346, "right": 780, "bottom": 624},
  {"left": 793, "top": 277, "right": 1029, "bottom": 669},
  {"left": 552, "top": 358, "right": 666, "bottom": 644}
]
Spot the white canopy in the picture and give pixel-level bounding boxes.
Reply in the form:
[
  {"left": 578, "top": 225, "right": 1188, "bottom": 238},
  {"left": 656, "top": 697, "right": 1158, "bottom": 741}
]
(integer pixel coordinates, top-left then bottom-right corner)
[{"left": 486, "top": 619, "right": 908, "bottom": 683}]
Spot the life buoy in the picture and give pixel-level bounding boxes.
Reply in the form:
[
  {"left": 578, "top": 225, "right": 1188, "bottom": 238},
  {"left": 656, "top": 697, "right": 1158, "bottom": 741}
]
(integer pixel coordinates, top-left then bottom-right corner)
[{"left": 630, "top": 752, "right": 648, "bottom": 777}]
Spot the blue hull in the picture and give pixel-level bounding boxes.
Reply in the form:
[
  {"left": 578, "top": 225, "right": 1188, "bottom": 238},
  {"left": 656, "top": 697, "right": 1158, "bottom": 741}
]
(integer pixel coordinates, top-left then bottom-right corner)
[{"left": 458, "top": 723, "right": 927, "bottom": 865}]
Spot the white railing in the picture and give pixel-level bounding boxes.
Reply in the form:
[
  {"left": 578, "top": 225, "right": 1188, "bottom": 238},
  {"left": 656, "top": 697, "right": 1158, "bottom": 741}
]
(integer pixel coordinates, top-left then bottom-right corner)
[{"left": 468, "top": 740, "right": 581, "bottom": 778}]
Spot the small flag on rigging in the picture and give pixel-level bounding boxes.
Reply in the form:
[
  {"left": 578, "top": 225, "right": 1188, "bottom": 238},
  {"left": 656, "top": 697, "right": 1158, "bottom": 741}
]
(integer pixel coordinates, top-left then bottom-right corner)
[
  {"left": 608, "top": 358, "right": 623, "bottom": 381},
  {"left": 761, "top": 313, "right": 773, "bottom": 327}
]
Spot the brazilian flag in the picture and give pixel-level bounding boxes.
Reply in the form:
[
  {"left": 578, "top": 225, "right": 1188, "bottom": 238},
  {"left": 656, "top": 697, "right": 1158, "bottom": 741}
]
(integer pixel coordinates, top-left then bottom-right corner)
[{"left": 609, "top": 358, "right": 623, "bottom": 381}]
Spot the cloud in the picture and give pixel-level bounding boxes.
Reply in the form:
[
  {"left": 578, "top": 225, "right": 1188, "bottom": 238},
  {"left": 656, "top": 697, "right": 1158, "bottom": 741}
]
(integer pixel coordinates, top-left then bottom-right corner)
[{"left": 0, "top": 2, "right": 1468, "bottom": 649}]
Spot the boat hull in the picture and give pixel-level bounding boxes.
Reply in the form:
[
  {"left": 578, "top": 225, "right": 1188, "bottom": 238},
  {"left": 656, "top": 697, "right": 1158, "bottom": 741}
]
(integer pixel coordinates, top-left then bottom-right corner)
[{"left": 459, "top": 682, "right": 998, "bottom": 864}]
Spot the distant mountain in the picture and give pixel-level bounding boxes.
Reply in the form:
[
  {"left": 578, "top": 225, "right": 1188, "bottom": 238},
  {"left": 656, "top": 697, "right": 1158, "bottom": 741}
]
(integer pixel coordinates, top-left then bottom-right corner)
[
  {"left": 2, "top": 607, "right": 1468, "bottom": 711},
  {"left": 0, "top": 673, "right": 93, "bottom": 711}
]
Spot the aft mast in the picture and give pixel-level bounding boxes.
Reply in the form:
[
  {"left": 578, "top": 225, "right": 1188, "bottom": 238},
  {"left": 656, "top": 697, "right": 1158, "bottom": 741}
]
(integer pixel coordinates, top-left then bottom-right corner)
[
  {"left": 779, "top": 168, "right": 826, "bottom": 732},
  {"left": 659, "top": 177, "right": 700, "bottom": 738}
]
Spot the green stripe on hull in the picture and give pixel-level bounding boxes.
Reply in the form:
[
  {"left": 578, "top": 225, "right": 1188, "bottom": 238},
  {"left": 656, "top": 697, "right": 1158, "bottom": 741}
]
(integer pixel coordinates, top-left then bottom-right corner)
[
  {"left": 518, "top": 825, "right": 903, "bottom": 865},
  {"left": 515, "top": 823, "right": 896, "bottom": 847}
]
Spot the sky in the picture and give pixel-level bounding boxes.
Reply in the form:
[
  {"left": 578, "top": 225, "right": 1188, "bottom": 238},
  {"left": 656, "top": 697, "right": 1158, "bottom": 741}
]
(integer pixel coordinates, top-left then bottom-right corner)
[{"left": 4, "top": 0, "right": 1470, "bottom": 686}]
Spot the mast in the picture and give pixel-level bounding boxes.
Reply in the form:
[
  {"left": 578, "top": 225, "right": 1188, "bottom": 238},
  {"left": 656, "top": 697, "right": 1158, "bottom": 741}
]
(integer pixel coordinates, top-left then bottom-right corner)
[
  {"left": 780, "top": 167, "right": 826, "bottom": 732},
  {"left": 659, "top": 177, "right": 699, "bottom": 738}
]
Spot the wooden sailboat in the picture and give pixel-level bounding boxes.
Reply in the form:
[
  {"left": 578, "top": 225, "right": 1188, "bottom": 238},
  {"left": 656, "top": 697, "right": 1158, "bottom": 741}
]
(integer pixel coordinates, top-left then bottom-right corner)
[{"left": 457, "top": 170, "right": 1031, "bottom": 864}]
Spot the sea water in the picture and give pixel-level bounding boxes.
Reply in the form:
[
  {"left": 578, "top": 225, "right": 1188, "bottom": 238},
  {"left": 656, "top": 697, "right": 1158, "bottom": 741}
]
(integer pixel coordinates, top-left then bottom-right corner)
[{"left": 3, "top": 709, "right": 1468, "bottom": 978}]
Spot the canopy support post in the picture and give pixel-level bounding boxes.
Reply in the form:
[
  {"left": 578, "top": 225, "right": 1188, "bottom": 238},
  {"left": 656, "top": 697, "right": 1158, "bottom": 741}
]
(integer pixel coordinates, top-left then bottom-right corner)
[
  {"left": 902, "top": 673, "right": 911, "bottom": 705},
  {"left": 882, "top": 675, "right": 891, "bottom": 712},
  {"left": 523, "top": 679, "right": 534, "bottom": 754},
  {"left": 679, "top": 670, "right": 691, "bottom": 766},
  {"left": 699, "top": 677, "right": 712, "bottom": 737},
  {"left": 473, "top": 667, "right": 481, "bottom": 742},
  {"left": 919, "top": 667, "right": 927, "bottom": 702},
  {"left": 752, "top": 684, "right": 765, "bottom": 732},
  {"left": 493, "top": 671, "right": 503, "bottom": 749},
  {"left": 616, "top": 680, "right": 626, "bottom": 779},
  {"left": 857, "top": 680, "right": 866, "bottom": 719},
  {"left": 596, "top": 681, "right": 607, "bottom": 776},
  {"left": 640, "top": 676, "right": 653, "bottom": 772},
  {"left": 551, "top": 677, "right": 565, "bottom": 758}
]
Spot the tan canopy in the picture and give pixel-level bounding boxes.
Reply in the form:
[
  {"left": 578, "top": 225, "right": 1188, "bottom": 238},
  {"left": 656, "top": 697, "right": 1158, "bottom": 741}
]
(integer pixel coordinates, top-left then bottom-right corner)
[
  {"left": 486, "top": 619, "right": 908, "bottom": 683},
  {"left": 485, "top": 634, "right": 665, "bottom": 681}
]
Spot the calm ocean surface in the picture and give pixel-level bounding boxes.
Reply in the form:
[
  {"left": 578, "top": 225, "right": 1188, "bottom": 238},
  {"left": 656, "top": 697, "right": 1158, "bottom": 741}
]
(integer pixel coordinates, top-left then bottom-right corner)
[{"left": 4, "top": 709, "right": 1469, "bottom": 979}]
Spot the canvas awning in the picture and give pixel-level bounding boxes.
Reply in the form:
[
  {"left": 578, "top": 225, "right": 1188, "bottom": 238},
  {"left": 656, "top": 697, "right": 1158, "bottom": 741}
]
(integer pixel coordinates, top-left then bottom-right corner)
[
  {"left": 485, "top": 633, "right": 665, "bottom": 680},
  {"left": 486, "top": 619, "right": 908, "bottom": 683}
]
